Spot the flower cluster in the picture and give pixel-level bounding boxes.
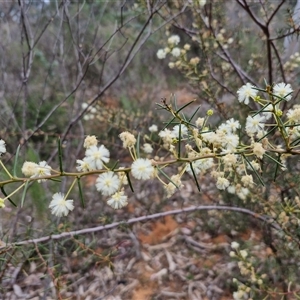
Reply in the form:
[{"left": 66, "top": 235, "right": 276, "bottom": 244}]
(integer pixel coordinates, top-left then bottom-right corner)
[
  {"left": 76, "top": 135, "right": 155, "bottom": 209},
  {"left": 0, "top": 89, "right": 299, "bottom": 300},
  {"left": 156, "top": 34, "right": 181, "bottom": 60},
  {"left": 2, "top": 80, "right": 298, "bottom": 217},
  {"left": 76, "top": 143, "right": 110, "bottom": 172},
  {"left": 230, "top": 242, "right": 266, "bottom": 299},
  {"left": 154, "top": 81, "right": 296, "bottom": 200},
  {"left": 284, "top": 51, "right": 300, "bottom": 73},
  {"left": 22, "top": 161, "right": 52, "bottom": 182},
  {"left": 214, "top": 28, "right": 234, "bottom": 49},
  {"left": 156, "top": 33, "right": 201, "bottom": 72},
  {"left": 81, "top": 102, "right": 97, "bottom": 121},
  {"left": 156, "top": 22, "right": 235, "bottom": 85}
]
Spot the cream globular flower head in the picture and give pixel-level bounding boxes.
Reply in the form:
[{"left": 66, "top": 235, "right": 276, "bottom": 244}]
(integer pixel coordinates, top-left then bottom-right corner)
[
  {"left": 288, "top": 126, "right": 300, "bottom": 141},
  {"left": 198, "top": 0, "right": 206, "bottom": 8},
  {"left": 221, "top": 133, "right": 239, "bottom": 153},
  {"left": 186, "top": 157, "right": 214, "bottom": 175},
  {"left": 247, "top": 160, "right": 261, "bottom": 172},
  {"left": 107, "top": 190, "right": 128, "bottom": 209},
  {"left": 164, "top": 174, "right": 183, "bottom": 198},
  {"left": 229, "top": 251, "right": 236, "bottom": 258},
  {"left": 81, "top": 102, "right": 89, "bottom": 109},
  {"left": 231, "top": 241, "right": 240, "bottom": 249},
  {"left": 164, "top": 182, "right": 176, "bottom": 198},
  {"left": 157, "top": 49, "right": 167, "bottom": 59},
  {"left": 96, "top": 171, "right": 120, "bottom": 196},
  {"left": 83, "top": 135, "right": 98, "bottom": 149},
  {"left": 222, "top": 153, "right": 237, "bottom": 168},
  {"left": 252, "top": 142, "right": 265, "bottom": 159},
  {"left": 119, "top": 131, "right": 136, "bottom": 148},
  {"left": 167, "top": 35, "right": 180, "bottom": 46},
  {"left": 142, "top": 143, "right": 153, "bottom": 154},
  {"left": 22, "top": 161, "right": 39, "bottom": 177},
  {"left": 49, "top": 192, "right": 74, "bottom": 217},
  {"left": 216, "top": 176, "right": 230, "bottom": 190},
  {"left": 241, "top": 174, "right": 254, "bottom": 187},
  {"left": 195, "top": 117, "right": 205, "bottom": 128},
  {"left": 76, "top": 157, "right": 91, "bottom": 172},
  {"left": 181, "top": 49, "right": 186, "bottom": 55},
  {"left": 149, "top": 124, "right": 158, "bottom": 132},
  {"left": 238, "top": 185, "right": 250, "bottom": 199},
  {"left": 273, "top": 82, "right": 293, "bottom": 101},
  {"left": 239, "top": 250, "right": 248, "bottom": 259},
  {"left": 175, "top": 60, "right": 181, "bottom": 68},
  {"left": 131, "top": 158, "right": 154, "bottom": 180},
  {"left": 85, "top": 145, "right": 110, "bottom": 170},
  {"left": 159, "top": 128, "right": 176, "bottom": 146},
  {"left": 171, "top": 47, "right": 181, "bottom": 57},
  {"left": 245, "top": 114, "right": 265, "bottom": 137},
  {"left": 287, "top": 105, "right": 300, "bottom": 123},
  {"left": 0, "top": 140, "right": 6, "bottom": 155},
  {"left": 169, "top": 62, "right": 175, "bottom": 69},
  {"left": 164, "top": 47, "right": 171, "bottom": 54},
  {"left": 237, "top": 83, "right": 258, "bottom": 105},
  {"left": 172, "top": 124, "right": 188, "bottom": 138},
  {"left": 190, "top": 57, "right": 200, "bottom": 66},
  {"left": 27, "top": 161, "right": 51, "bottom": 182},
  {"left": 184, "top": 44, "right": 191, "bottom": 51},
  {"left": 117, "top": 167, "right": 128, "bottom": 185},
  {"left": 224, "top": 118, "right": 241, "bottom": 133}
]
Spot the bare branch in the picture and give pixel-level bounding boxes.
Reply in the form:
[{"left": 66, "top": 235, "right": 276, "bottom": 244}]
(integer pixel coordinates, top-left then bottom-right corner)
[
  {"left": 1, "top": 205, "right": 279, "bottom": 248},
  {"left": 266, "top": 0, "right": 285, "bottom": 26},
  {"left": 235, "top": 0, "right": 273, "bottom": 84}
]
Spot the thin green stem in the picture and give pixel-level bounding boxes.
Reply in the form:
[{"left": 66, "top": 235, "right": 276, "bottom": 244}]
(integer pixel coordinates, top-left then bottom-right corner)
[
  {"left": 3, "top": 182, "right": 26, "bottom": 201},
  {"left": 65, "top": 177, "right": 77, "bottom": 199},
  {"left": 0, "top": 160, "right": 13, "bottom": 179}
]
